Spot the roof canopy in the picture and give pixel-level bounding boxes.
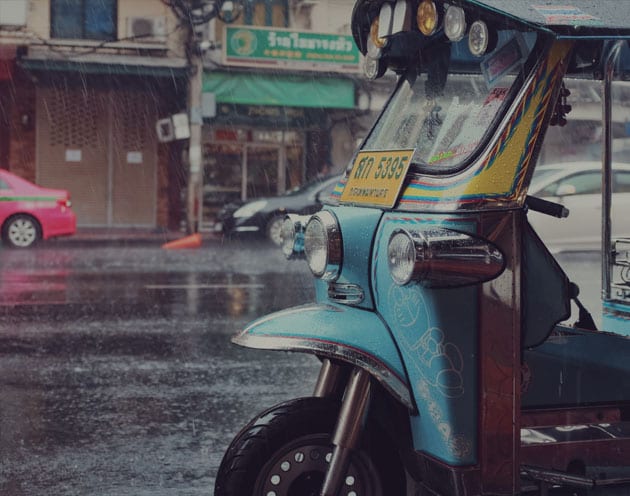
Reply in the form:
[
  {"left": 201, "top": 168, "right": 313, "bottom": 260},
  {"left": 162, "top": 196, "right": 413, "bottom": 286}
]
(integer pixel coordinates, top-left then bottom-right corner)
[{"left": 469, "top": 0, "right": 630, "bottom": 37}]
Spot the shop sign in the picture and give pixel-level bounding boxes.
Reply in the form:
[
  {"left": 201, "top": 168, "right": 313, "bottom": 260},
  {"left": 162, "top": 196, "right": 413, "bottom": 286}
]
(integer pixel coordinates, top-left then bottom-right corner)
[
  {"left": 223, "top": 26, "right": 360, "bottom": 73},
  {"left": 213, "top": 103, "right": 327, "bottom": 127}
]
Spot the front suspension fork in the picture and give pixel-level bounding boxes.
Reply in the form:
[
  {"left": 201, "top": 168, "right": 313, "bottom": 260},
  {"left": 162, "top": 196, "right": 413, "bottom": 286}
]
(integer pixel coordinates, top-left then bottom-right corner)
[{"left": 314, "top": 359, "right": 373, "bottom": 496}]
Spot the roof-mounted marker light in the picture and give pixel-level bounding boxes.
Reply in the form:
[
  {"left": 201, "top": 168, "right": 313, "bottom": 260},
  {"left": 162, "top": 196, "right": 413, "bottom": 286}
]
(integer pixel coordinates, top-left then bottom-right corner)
[
  {"left": 370, "top": 2, "right": 393, "bottom": 49},
  {"left": 370, "top": 17, "right": 387, "bottom": 49},
  {"left": 417, "top": 0, "right": 438, "bottom": 36},
  {"left": 391, "top": 0, "right": 411, "bottom": 34},
  {"left": 468, "top": 19, "right": 495, "bottom": 56},
  {"left": 363, "top": 51, "right": 387, "bottom": 79},
  {"left": 444, "top": 5, "right": 466, "bottom": 42}
]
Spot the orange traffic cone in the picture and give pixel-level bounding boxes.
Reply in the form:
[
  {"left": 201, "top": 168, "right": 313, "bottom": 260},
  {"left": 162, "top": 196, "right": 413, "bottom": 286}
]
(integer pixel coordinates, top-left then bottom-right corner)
[{"left": 162, "top": 233, "right": 202, "bottom": 250}]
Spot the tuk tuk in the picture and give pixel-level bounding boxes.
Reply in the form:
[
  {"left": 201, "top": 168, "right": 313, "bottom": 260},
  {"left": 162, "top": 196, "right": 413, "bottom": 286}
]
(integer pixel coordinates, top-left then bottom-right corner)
[{"left": 215, "top": 1, "right": 630, "bottom": 494}]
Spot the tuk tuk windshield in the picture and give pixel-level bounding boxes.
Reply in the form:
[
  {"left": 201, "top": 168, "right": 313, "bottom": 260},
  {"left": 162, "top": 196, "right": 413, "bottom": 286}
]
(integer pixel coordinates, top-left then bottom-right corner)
[{"left": 362, "top": 30, "right": 538, "bottom": 173}]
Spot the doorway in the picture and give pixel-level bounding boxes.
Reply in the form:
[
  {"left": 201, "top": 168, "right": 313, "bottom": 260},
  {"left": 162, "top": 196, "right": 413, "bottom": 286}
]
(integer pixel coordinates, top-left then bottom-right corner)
[{"left": 201, "top": 128, "right": 305, "bottom": 230}]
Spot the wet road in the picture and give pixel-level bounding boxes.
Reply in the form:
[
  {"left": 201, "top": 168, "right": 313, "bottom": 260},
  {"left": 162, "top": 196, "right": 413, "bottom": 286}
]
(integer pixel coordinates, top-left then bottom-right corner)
[
  {"left": 0, "top": 240, "right": 603, "bottom": 495},
  {"left": 0, "top": 241, "right": 320, "bottom": 496}
]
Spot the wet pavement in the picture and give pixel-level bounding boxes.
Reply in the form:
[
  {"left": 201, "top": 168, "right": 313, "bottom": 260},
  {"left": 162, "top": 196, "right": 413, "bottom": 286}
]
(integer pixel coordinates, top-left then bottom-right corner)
[
  {"left": 0, "top": 240, "right": 320, "bottom": 496},
  {"left": 0, "top": 239, "right": 604, "bottom": 495}
]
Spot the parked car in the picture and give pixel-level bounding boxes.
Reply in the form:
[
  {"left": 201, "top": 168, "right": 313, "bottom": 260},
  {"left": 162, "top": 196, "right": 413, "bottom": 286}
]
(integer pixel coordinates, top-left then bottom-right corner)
[
  {"left": 219, "top": 175, "right": 341, "bottom": 245},
  {"left": 0, "top": 169, "right": 76, "bottom": 248},
  {"left": 528, "top": 162, "right": 630, "bottom": 252}
]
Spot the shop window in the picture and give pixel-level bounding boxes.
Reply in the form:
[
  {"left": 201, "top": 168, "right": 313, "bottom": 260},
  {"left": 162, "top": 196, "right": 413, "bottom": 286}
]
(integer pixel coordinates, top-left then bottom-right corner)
[
  {"left": 51, "top": 0, "right": 117, "bottom": 41},
  {"left": 244, "top": 0, "right": 288, "bottom": 27}
]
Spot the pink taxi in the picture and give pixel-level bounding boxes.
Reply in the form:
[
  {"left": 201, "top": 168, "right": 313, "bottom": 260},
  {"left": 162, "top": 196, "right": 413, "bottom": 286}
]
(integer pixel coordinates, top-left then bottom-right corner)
[{"left": 0, "top": 169, "right": 76, "bottom": 248}]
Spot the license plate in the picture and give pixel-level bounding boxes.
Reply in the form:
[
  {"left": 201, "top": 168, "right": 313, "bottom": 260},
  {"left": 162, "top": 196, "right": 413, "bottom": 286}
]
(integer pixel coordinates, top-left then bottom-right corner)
[{"left": 340, "top": 149, "right": 414, "bottom": 208}]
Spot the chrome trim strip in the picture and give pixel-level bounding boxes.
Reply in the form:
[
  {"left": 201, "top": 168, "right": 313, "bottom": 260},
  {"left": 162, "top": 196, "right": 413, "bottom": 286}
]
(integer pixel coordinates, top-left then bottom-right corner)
[
  {"left": 327, "top": 283, "right": 365, "bottom": 305},
  {"left": 232, "top": 331, "right": 414, "bottom": 410}
]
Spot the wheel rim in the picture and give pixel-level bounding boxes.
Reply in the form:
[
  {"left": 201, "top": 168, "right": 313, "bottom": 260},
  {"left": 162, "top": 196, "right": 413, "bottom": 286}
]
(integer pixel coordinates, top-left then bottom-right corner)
[
  {"left": 255, "top": 435, "right": 379, "bottom": 496},
  {"left": 268, "top": 218, "right": 284, "bottom": 246},
  {"left": 8, "top": 218, "right": 37, "bottom": 247}
]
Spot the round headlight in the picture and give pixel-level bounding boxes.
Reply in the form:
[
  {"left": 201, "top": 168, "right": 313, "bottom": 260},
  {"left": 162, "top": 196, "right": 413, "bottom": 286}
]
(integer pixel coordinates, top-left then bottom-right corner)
[
  {"left": 388, "top": 230, "right": 420, "bottom": 285},
  {"left": 417, "top": 0, "right": 438, "bottom": 36},
  {"left": 304, "top": 211, "right": 341, "bottom": 280},
  {"left": 468, "top": 20, "right": 492, "bottom": 56},
  {"left": 444, "top": 5, "right": 466, "bottom": 42}
]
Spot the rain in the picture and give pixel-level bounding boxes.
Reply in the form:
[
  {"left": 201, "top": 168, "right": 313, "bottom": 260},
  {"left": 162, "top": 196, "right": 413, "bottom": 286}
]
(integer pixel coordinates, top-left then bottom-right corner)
[
  {"left": 1, "top": 0, "right": 628, "bottom": 495},
  {"left": 0, "top": 242, "right": 321, "bottom": 495}
]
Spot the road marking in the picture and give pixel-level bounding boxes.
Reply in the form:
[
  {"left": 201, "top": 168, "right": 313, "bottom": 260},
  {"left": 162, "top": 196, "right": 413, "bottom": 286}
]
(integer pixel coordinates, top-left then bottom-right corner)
[{"left": 144, "top": 283, "right": 265, "bottom": 290}]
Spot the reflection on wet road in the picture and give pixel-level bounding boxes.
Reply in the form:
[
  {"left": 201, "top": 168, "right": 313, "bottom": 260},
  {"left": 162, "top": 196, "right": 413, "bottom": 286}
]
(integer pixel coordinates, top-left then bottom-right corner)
[
  {"left": 0, "top": 242, "right": 320, "bottom": 496},
  {"left": 0, "top": 242, "right": 604, "bottom": 495}
]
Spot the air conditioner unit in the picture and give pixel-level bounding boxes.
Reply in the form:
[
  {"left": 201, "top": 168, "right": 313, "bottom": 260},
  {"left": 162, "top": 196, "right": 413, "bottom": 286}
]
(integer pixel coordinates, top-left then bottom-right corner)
[
  {"left": 0, "top": 0, "right": 27, "bottom": 27},
  {"left": 126, "top": 16, "right": 167, "bottom": 43}
]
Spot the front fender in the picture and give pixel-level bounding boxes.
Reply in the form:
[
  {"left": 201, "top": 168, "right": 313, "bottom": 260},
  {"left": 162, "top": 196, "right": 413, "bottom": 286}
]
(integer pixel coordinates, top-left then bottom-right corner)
[{"left": 233, "top": 303, "right": 414, "bottom": 410}]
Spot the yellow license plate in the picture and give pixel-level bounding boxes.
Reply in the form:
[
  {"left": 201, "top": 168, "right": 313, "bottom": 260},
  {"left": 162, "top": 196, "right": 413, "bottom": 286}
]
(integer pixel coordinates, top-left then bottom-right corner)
[{"left": 340, "top": 149, "right": 414, "bottom": 207}]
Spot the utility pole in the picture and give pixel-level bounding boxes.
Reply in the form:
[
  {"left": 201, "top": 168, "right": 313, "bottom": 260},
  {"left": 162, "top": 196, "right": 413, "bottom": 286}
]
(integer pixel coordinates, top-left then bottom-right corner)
[
  {"left": 164, "top": 0, "right": 242, "bottom": 234},
  {"left": 186, "top": 42, "right": 203, "bottom": 234}
]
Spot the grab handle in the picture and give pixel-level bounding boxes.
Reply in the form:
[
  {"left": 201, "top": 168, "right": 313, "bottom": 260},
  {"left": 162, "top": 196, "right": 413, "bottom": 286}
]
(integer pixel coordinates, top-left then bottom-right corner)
[{"left": 525, "top": 195, "right": 570, "bottom": 219}]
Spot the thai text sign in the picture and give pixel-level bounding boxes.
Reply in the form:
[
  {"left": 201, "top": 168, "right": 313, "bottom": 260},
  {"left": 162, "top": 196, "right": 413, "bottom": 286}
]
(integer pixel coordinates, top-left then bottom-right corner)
[{"left": 224, "top": 26, "right": 360, "bottom": 73}]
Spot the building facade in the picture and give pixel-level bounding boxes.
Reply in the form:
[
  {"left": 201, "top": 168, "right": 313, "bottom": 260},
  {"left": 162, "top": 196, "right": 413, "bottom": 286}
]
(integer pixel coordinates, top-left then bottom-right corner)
[
  {"left": 198, "top": 0, "right": 378, "bottom": 229},
  {"left": 0, "top": 0, "right": 187, "bottom": 230},
  {"left": 0, "top": 0, "right": 382, "bottom": 232}
]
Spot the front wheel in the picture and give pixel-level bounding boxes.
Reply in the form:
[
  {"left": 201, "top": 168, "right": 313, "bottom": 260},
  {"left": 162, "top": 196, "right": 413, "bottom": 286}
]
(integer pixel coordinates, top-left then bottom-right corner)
[
  {"left": 214, "top": 397, "right": 405, "bottom": 496},
  {"left": 3, "top": 214, "right": 41, "bottom": 248}
]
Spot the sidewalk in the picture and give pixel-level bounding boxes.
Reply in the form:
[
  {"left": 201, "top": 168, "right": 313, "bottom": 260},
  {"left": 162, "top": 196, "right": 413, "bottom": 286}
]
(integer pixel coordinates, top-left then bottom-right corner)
[{"left": 54, "top": 227, "right": 222, "bottom": 247}]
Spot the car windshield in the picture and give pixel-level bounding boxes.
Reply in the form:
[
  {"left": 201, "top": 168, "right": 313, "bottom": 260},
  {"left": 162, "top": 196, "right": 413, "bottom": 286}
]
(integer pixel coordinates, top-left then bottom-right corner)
[{"left": 362, "top": 30, "right": 538, "bottom": 173}]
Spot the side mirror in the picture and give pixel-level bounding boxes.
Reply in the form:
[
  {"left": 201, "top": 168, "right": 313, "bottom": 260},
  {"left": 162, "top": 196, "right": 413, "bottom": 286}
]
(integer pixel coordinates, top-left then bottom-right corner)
[{"left": 556, "top": 184, "right": 577, "bottom": 196}]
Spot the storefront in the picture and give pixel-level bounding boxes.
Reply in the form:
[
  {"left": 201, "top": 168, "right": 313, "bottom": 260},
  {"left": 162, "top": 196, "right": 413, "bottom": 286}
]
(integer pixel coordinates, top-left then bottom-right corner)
[
  {"left": 19, "top": 53, "right": 187, "bottom": 228},
  {"left": 199, "top": 25, "right": 362, "bottom": 229}
]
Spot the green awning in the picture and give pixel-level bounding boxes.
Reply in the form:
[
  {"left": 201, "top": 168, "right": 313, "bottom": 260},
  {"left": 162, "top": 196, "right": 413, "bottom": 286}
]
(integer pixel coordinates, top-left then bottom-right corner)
[{"left": 203, "top": 72, "right": 356, "bottom": 109}]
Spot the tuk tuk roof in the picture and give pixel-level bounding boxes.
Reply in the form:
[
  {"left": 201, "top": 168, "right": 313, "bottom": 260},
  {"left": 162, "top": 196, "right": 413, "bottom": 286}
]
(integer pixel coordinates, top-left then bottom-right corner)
[{"left": 468, "top": 1, "right": 630, "bottom": 38}]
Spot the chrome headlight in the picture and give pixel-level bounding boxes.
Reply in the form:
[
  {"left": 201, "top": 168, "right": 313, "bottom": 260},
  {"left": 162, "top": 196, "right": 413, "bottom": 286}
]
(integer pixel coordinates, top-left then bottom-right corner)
[
  {"left": 304, "top": 211, "right": 342, "bottom": 280},
  {"left": 444, "top": 5, "right": 466, "bottom": 42},
  {"left": 233, "top": 200, "right": 267, "bottom": 218},
  {"left": 387, "top": 228, "right": 504, "bottom": 288},
  {"left": 280, "top": 214, "right": 309, "bottom": 259},
  {"left": 388, "top": 230, "right": 420, "bottom": 285}
]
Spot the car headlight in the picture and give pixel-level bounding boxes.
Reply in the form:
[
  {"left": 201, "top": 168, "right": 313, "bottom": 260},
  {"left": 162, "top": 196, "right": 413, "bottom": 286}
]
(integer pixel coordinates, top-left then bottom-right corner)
[
  {"left": 304, "top": 211, "right": 342, "bottom": 280},
  {"left": 233, "top": 200, "right": 267, "bottom": 218},
  {"left": 388, "top": 228, "right": 504, "bottom": 288}
]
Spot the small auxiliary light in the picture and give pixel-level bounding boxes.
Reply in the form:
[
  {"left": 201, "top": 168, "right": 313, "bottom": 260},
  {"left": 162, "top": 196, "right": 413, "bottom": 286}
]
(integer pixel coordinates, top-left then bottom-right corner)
[
  {"left": 417, "top": 0, "right": 438, "bottom": 36},
  {"left": 370, "top": 17, "right": 387, "bottom": 48},
  {"left": 444, "top": 5, "right": 466, "bottom": 42},
  {"left": 468, "top": 19, "right": 494, "bottom": 56}
]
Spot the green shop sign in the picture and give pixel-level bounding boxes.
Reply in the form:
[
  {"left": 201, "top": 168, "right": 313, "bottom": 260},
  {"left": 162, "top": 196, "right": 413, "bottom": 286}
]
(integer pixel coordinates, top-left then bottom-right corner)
[{"left": 223, "top": 26, "right": 360, "bottom": 73}]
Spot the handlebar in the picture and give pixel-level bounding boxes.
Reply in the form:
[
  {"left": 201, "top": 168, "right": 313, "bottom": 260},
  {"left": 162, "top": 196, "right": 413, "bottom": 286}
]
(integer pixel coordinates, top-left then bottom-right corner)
[{"left": 525, "top": 195, "right": 570, "bottom": 219}]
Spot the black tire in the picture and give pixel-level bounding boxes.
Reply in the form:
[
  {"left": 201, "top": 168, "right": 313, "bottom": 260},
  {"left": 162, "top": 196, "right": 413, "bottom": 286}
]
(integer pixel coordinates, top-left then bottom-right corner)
[
  {"left": 266, "top": 215, "right": 285, "bottom": 246},
  {"left": 2, "top": 214, "right": 41, "bottom": 248},
  {"left": 214, "top": 396, "right": 405, "bottom": 496}
]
